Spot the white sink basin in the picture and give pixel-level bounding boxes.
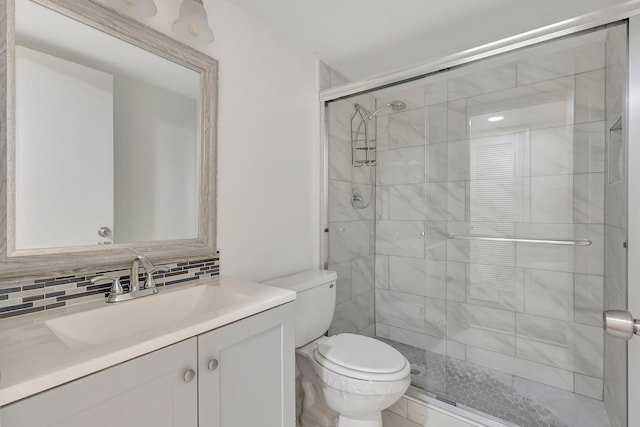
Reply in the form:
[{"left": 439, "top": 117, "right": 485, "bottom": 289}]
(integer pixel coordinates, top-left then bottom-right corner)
[{"left": 45, "top": 285, "right": 250, "bottom": 351}]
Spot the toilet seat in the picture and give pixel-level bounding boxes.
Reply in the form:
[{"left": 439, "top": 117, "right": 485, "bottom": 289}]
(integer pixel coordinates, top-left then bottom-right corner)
[{"left": 313, "top": 334, "right": 410, "bottom": 382}]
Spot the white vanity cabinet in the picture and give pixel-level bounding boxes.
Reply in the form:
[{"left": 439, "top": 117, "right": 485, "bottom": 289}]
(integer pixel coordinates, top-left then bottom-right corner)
[
  {"left": 1, "top": 338, "right": 199, "bottom": 427},
  {"left": 0, "top": 303, "right": 295, "bottom": 427}
]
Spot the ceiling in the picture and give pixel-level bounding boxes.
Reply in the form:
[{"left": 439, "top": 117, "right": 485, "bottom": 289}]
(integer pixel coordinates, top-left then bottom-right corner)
[{"left": 228, "top": 0, "right": 631, "bottom": 80}]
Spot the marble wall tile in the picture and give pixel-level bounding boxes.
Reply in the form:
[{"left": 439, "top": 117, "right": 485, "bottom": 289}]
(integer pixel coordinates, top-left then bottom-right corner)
[
  {"left": 574, "top": 373, "right": 603, "bottom": 400},
  {"left": 531, "top": 175, "right": 574, "bottom": 223},
  {"left": 352, "top": 184, "right": 375, "bottom": 220},
  {"left": 387, "top": 397, "right": 408, "bottom": 419},
  {"left": 328, "top": 220, "right": 371, "bottom": 264},
  {"left": 387, "top": 184, "right": 427, "bottom": 220},
  {"left": 376, "top": 114, "right": 390, "bottom": 151},
  {"left": 604, "top": 224, "right": 626, "bottom": 298},
  {"left": 327, "top": 99, "right": 354, "bottom": 140},
  {"left": 530, "top": 125, "right": 574, "bottom": 176},
  {"left": 389, "top": 108, "right": 426, "bottom": 149},
  {"left": 574, "top": 121, "right": 605, "bottom": 174},
  {"left": 377, "top": 146, "right": 425, "bottom": 185},
  {"left": 328, "top": 136, "right": 351, "bottom": 181},
  {"left": 425, "top": 103, "right": 448, "bottom": 144},
  {"left": 387, "top": 325, "right": 428, "bottom": 350},
  {"left": 516, "top": 313, "right": 603, "bottom": 377},
  {"left": 352, "top": 255, "right": 374, "bottom": 297},
  {"left": 516, "top": 38, "right": 605, "bottom": 85},
  {"left": 446, "top": 261, "right": 466, "bottom": 302},
  {"left": 423, "top": 74, "right": 448, "bottom": 106},
  {"left": 375, "top": 322, "right": 390, "bottom": 338},
  {"left": 375, "top": 254, "right": 389, "bottom": 289},
  {"left": 515, "top": 223, "right": 604, "bottom": 275},
  {"left": 328, "top": 180, "right": 352, "bottom": 222},
  {"left": 574, "top": 172, "right": 604, "bottom": 224},
  {"left": 605, "top": 24, "right": 627, "bottom": 118},
  {"left": 448, "top": 63, "right": 517, "bottom": 101},
  {"left": 448, "top": 99, "right": 468, "bottom": 141},
  {"left": 466, "top": 346, "right": 574, "bottom": 392},
  {"left": 388, "top": 256, "right": 446, "bottom": 299},
  {"left": 376, "top": 220, "right": 425, "bottom": 258},
  {"left": 524, "top": 268, "right": 574, "bottom": 321},
  {"left": 447, "top": 139, "right": 470, "bottom": 181},
  {"left": 377, "top": 83, "right": 426, "bottom": 112},
  {"left": 447, "top": 340, "right": 467, "bottom": 360},
  {"left": 427, "top": 142, "right": 448, "bottom": 182},
  {"left": 425, "top": 297, "right": 446, "bottom": 338},
  {"left": 447, "top": 181, "right": 467, "bottom": 221},
  {"left": 330, "top": 290, "right": 373, "bottom": 335},
  {"left": 447, "top": 301, "right": 516, "bottom": 355},
  {"left": 604, "top": 180, "right": 626, "bottom": 229},
  {"left": 329, "top": 261, "right": 352, "bottom": 304},
  {"left": 426, "top": 182, "right": 447, "bottom": 221},
  {"left": 466, "top": 264, "right": 523, "bottom": 312},
  {"left": 425, "top": 221, "right": 447, "bottom": 260},
  {"left": 604, "top": 332, "right": 627, "bottom": 427},
  {"left": 447, "top": 222, "right": 470, "bottom": 262},
  {"left": 575, "top": 69, "right": 605, "bottom": 124},
  {"left": 376, "top": 289, "right": 425, "bottom": 333}
]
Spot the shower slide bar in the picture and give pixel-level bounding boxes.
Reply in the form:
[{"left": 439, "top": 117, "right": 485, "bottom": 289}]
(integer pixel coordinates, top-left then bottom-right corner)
[{"left": 447, "top": 234, "right": 592, "bottom": 246}]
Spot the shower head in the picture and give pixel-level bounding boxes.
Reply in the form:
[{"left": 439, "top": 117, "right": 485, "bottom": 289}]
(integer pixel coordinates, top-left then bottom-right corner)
[{"left": 364, "top": 100, "right": 406, "bottom": 120}]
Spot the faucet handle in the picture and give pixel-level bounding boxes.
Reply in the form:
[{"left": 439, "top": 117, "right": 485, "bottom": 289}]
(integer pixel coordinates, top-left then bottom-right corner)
[
  {"left": 91, "top": 274, "right": 124, "bottom": 297},
  {"left": 144, "top": 266, "right": 170, "bottom": 289}
]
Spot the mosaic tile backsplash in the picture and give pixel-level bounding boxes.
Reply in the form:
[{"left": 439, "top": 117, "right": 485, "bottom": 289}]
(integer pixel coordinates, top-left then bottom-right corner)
[{"left": 0, "top": 256, "right": 220, "bottom": 319}]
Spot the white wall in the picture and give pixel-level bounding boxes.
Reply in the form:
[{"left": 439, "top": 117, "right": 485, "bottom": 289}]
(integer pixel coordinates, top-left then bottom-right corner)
[{"left": 138, "top": 0, "right": 321, "bottom": 281}]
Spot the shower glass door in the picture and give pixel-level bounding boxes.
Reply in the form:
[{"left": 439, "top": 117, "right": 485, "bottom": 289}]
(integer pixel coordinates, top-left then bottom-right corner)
[{"left": 325, "top": 23, "right": 627, "bottom": 427}]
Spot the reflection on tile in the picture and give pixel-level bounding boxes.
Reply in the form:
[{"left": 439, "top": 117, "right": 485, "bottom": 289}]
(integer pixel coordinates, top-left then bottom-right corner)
[
  {"left": 376, "top": 289, "right": 425, "bottom": 333},
  {"left": 447, "top": 181, "right": 467, "bottom": 221},
  {"left": 516, "top": 313, "right": 603, "bottom": 377},
  {"left": 377, "top": 146, "right": 425, "bottom": 185},
  {"left": 575, "top": 373, "right": 603, "bottom": 400},
  {"left": 575, "top": 69, "right": 605, "bottom": 123},
  {"left": 425, "top": 103, "right": 448, "bottom": 144},
  {"left": 574, "top": 121, "right": 605, "bottom": 174},
  {"left": 328, "top": 221, "right": 370, "bottom": 264},
  {"left": 447, "top": 301, "right": 516, "bottom": 355},
  {"left": 469, "top": 179, "right": 514, "bottom": 222},
  {"left": 447, "top": 99, "right": 467, "bottom": 141},
  {"left": 425, "top": 222, "right": 446, "bottom": 260},
  {"left": 531, "top": 175, "right": 574, "bottom": 223},
  {"left": 468, "top": 222, "right": 515, "bottom": 267},
  {"left": 389, "top": 256, "right": 445, "bottom": 298},
  {"left": 467, "top": 264, "right": 523, "bottom": 312},
  {"left": 329, "top": 261, "right": 351, "bottom": 304},
  {"left": 426, "top": 182, "right": 447, "bottom": 221},
  {"left": 389, "top": 108, "right": 426, "bottom": 149},
  {"left": 376, "top": 221, "right": 425, "bottom": 258},
  {"left": 352, "top": 255, "right": 374, "bottom": 297},
  {"left": 426, "top": 143, "right": 447, "bottom": 182},
  {"left": 530, "top": 125, "right": 574, "bottom": 176},
  {"left": 425, "top": 297, "right": 446, "bottom": 338},
  {"left": 446, "top": 261, "right": 466, "bottom": 302},
  {"left": 447, "top": 139, "right": 470, "bottom": 181},
  {"left": 574, "top": 173, "right": 604, "bottom": 224},
  {"left": 448, "top": 63, "right": 517, "bottom": 101},
  {"left": 524, "top": 269, "right": 574, "bottom": 321}
]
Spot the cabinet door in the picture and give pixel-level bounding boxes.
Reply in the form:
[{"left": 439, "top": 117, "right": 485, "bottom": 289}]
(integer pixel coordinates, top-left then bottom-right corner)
[
  {"left": 1, "top": 338, "right": 198, "bottom": 427},
  {"left": 199, "top": 303, "right": 295, "bottom": 427}
]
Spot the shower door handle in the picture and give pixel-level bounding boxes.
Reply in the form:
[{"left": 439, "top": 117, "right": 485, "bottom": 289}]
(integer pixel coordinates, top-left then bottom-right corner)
[{"left": 603, "top": 310, "right": 640, "bottom": 340}]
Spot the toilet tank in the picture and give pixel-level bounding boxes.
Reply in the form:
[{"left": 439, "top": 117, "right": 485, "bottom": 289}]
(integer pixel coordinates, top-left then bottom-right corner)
[{"left": 264, "top": 270, "right": 337, "bottom": 348}]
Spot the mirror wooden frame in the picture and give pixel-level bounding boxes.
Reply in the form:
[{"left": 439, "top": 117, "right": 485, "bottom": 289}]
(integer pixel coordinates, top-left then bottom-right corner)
[{"left": 0, "top": 0, "right": 218, "bottom": 280}]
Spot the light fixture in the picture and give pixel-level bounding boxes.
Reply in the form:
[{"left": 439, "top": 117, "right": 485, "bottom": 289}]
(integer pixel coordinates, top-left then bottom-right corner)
[
  {"left": 104, "top": 0, "right": 157, "bottom": 19},
  {"left": 488, "top": 116, "right": 504, "bottom": 122},
  {"left": 172, "top": 0, "right": 214, "bottom": 46}
]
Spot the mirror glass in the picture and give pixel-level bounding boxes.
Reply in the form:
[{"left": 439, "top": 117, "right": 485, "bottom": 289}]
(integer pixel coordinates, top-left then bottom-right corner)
[{"left": 14, "top": 0, "right": 201, "bottom": 250}]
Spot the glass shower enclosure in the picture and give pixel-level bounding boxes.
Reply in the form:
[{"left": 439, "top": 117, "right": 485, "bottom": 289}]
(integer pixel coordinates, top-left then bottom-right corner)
[{"left": 325, "top": 23, "right": 627, "bottom": 427}]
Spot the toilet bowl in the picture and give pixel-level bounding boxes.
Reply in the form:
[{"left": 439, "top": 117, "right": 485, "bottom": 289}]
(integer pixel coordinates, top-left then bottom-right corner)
[{"left": 264, "top": 270, "right": 411, "bottom": 427}]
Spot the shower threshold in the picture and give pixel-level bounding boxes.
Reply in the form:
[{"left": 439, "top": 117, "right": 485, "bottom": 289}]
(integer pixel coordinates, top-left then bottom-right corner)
[{"left": 377, "top": 338, "right": 610, "bottom": 427}]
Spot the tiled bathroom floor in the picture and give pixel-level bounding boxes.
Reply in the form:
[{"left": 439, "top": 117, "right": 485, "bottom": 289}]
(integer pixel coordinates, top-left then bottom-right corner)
[{"left": 377, "top": 338, "right": 611, "bottom": 427}]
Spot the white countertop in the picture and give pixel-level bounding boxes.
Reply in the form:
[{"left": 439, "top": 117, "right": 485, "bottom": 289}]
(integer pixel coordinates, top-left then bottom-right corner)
[{"left": 0, "top": 277, "right": 295, "bottom": 407}]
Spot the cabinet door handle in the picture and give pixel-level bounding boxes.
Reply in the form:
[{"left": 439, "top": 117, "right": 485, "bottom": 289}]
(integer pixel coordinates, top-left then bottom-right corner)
[
  {"left": 208, "top": 359, "right": 219, "bottom": 371},
  {"left": 184, "top": 369, "right": 196, "bottom": 382}
]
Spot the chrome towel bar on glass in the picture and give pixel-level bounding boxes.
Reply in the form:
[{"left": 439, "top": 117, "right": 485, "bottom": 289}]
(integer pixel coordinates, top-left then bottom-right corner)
[{"left": 446, "top": 234, "right": 592, "bottom": 246}]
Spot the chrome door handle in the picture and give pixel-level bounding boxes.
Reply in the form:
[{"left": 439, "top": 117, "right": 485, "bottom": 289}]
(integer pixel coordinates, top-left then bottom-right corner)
[{"left": 603, "top": 310, "right": 640, "bottom": 340}]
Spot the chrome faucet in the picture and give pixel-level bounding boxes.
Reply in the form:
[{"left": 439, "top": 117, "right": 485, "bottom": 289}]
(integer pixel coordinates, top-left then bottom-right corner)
[{"left": 92, "top": 255, "right": 169, "bottom": 303}]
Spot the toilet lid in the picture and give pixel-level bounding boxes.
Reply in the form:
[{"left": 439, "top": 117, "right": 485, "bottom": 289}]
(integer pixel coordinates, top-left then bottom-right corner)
[{"left": 314, "top": 334, "right": 408, "bottom": 380}]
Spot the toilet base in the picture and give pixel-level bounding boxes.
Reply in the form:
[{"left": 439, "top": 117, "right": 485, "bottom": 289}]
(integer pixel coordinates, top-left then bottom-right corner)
[{"left": 338, "top": 412, "right": 382, "bottom": 427}]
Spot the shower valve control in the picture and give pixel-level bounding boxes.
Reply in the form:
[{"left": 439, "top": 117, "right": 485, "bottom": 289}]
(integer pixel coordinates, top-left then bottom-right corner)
[{"left": 603, "top": 310, "right": 640, "bottom": 340}]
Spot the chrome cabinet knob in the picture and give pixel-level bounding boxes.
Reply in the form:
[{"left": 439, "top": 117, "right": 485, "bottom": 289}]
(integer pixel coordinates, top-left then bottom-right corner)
[
  {"left": 208, "top": 359, "right": 219, "bottom": 371},
  {"left": 603, "top": 309, "right": 640, "bottom": 340},
  {"left": 184, "top": 369, "right": 196, "bottom": 382}
]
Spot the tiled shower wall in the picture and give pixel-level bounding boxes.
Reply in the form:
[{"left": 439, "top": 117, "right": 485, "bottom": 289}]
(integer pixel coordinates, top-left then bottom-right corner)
[
  {"left": 326, "top": 88, "right": 377, "bottom": 336},
  {"left": 371, "top": 29, "right": 617, "bottom": 400},
  {"left": 603, "top": 24, "right": 627, "bottom": 427}
]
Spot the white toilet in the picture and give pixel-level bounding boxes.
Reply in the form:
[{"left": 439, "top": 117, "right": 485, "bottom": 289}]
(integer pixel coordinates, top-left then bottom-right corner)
[{"left": 265, "top": 270, "right": 410, "bottom": 427}]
